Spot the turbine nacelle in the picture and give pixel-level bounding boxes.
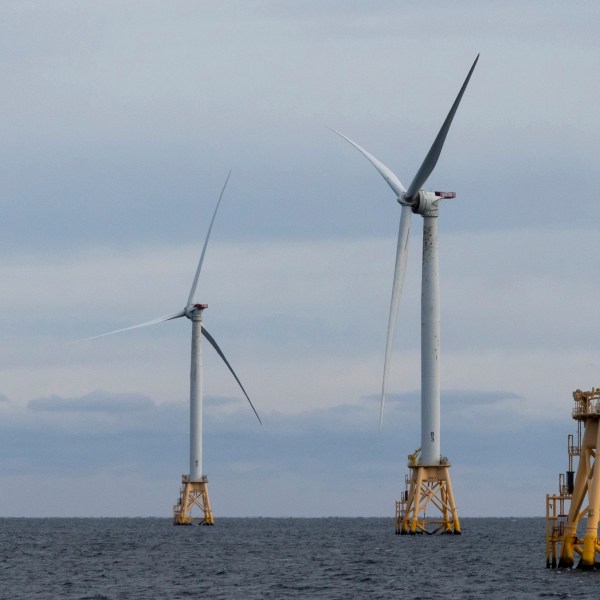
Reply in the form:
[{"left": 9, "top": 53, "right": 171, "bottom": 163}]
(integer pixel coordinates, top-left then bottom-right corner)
[
  {"left": 402, "top": 190, "right": 456, "bottom": 216},
  {"left": 185, "top": 303, "right": 208, "bottom": 319}
]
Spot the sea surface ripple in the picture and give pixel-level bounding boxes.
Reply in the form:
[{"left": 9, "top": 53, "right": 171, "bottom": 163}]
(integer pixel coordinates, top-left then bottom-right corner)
[{"left": 0, "top": 517, "right": 595, "bottom": 599}]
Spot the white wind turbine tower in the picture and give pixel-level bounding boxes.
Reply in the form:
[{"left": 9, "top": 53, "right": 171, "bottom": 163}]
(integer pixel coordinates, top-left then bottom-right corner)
[
  {"left": 333, "top": 56, "right": 478, "bottom": 535},
  {"left": 85, "top": 172, "right": 261, "bottom": 525}
]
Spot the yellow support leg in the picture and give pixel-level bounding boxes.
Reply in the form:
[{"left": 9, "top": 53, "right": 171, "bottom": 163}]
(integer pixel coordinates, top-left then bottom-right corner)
[
  {"left": 580, "top": 426, "right": 600, "bottom": 568},
  {"left": 558, "top": 422, "right": 595, "bottom": 568},
  {"left": 444, "top": 467, "right": 461, "bottom": 535},
  {"left": 409, "top": 467, "right": 425, "bottom": 534},
  {"left": 545, "top": 388, "right": 600, "bottom": 569},
  {"left": 399, "top": 463, "right": 460, "bottom": 535},
  {"left": 173, "top": 475, "right": 214, "bottom": 526}
]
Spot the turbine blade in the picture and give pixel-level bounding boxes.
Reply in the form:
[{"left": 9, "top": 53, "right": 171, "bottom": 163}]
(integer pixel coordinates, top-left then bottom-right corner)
[
  {"left": 380, "top": 205, "right": 412, "bottom": 430},
  {"left": 187, "top": 171, "right": 232, "bottom": 306},
  {"left": 79, "top": 309, "right": 186, "bottom": 342},
  {"left": 405, "top": 54, "right": 479, "bottom": 199},
  {"left": 330, "top": 128, "right": 406, "bottom": 197},
  {"left": 201, "top": 326, "right": 262, "bottom": 425}
]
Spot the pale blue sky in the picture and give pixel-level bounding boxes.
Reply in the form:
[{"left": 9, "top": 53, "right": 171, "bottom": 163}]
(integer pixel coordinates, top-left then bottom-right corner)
[{"left": 1, "top": 0, "right": 599, "bottom": 516}]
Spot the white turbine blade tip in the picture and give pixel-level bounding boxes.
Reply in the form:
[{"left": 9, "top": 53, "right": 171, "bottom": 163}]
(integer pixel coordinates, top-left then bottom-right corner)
[
  {"left": 73, "top": 309, "right": 185, "bottom": 343},
  {"left": 405, "top": 56, "right": 479, "bottom": 198},
  {"left": 187, "top": 171, "right": 232, "bottom": 306},
  {"left": 201, "top": 326, "right": 262, "bottom": 425},
  {"left": 329, "top": 127, "right": 406, "bottom": 197}
]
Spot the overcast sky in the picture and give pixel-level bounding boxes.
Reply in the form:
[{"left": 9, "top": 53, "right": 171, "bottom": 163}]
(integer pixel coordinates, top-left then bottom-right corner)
[{"left": 1, "top": 0, "right": 599, "bottom": 518}]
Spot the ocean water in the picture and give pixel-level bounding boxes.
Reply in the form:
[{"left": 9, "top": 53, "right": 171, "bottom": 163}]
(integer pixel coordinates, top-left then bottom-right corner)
[{"left": 0, "top": 517, "right": 595, "bottom": 599}]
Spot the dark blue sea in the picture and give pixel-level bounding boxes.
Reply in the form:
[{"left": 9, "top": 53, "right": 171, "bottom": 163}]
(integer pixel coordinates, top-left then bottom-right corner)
[{"left": 0, "top": 517, "right": 595, "bottom": 599}]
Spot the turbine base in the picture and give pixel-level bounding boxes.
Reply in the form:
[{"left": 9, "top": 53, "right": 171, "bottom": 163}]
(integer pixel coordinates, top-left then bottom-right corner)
[
  {"left": 395, "top": 464, "right": 460, "bottom": 535},
  {"left": 546, "top": 388, "right": 600, "bottom": 569},
  {"left": 173, "top": 474, "right": 214, "bottom": 526}
]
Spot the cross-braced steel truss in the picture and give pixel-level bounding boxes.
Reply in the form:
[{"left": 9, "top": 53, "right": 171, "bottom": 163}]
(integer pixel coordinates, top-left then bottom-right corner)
[
  {"left": 173, "top": 475, "right": 214, "bottom": 526},
  {"left": 396, "top": 464, "right": 461, "bottom": 535}
]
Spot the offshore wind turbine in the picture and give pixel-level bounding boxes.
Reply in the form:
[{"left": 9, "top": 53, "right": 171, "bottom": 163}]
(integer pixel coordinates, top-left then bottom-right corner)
[
  {"left": 333, "top": 56, "right": 478, "bottom": 534},
  {"left": 86, "top": 172, "right": 261, "bottom": 525}
]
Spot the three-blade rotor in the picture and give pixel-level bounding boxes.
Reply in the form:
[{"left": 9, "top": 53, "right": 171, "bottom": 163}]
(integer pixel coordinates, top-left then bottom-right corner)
[
  {"left": 332, "top": 55, "right": 478, "bottom": 429},
  {"left": 80, "top": 172, "right": 261, "bottom": 424}
]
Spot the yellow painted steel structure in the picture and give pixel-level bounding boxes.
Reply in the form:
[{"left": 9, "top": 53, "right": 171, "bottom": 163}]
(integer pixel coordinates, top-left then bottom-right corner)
[
  {"left": 546, "top": 473, "right": 570, "bottom": 568},
  {"left": 395, "top": 449, "right": 461, "bottom": 535},
  {"left": 173, "top": 475, "right": 214, "bottom": 526},
  {"left": 545, "top": 388, "right": 600, "bottom": 569}
]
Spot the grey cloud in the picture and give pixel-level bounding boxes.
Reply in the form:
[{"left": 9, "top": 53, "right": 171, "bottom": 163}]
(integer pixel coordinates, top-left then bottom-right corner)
[
  {"left": 28, "top": 390, "right": 155, "bottom": 413},
  {"left": 0, "top": 387, "right": 571, "bottom": 516},
  {"left": 205, "top": 396, "right": 241, "bottom": 408},
  {"left": 443, "top": 390, "right": 522, "bottom": 405},
  {"left": 364, "top": 391, "right": 419, "bottom": 404},
  {"left": 2, "top": 3, "right": 599, "bottom": 255},
  {"left": 365, "top": 389, "right": 520, "bottom": 406},
  {"left": 19, "top": 391, "right": 255, "bottom": 435}
]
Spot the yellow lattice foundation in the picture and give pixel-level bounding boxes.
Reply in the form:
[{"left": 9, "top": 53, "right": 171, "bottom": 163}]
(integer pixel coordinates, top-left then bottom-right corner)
[
  {"left": 396, "top": 462, "right": 460, "bottom": 535},
  {"left": 557, "top": 390, "right": 600, "bottom": 569},
  {"left": 173, "top": 475, "right": 214, "bottom": 526}
]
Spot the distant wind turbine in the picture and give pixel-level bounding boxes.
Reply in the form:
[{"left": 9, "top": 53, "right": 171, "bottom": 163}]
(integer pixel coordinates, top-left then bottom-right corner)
[
  {"left": 332, "top": 55, "right": 478, "bottom": 534},
  {"left": 85, "top": 171, "right": 261, "bottom": 525}
]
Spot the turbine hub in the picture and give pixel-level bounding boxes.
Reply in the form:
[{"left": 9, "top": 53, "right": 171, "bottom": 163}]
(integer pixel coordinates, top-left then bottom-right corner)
[
  {"left": 185, "top": 303, "right": 208, "bottom": 319},
  {"left": 408, "top": 190, "right": 455, "bottom": 216}
]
